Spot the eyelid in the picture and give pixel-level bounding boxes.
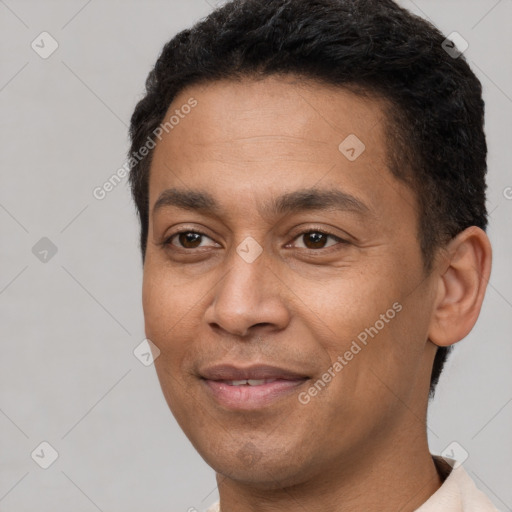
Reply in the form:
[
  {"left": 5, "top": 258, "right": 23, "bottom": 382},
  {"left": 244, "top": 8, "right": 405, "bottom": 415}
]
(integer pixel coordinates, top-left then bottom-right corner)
[
  {"left": 161, "top": 225, "right": 350, "bottom": 252},
  {"left": 287, "top": 225, "right": 350, "bottom": 244},
  {"left": 286, "top": 229, "right": 349, "bottom": 253},
  {"left": 161, "top": 226, "right": 218, "bottom": 248}
]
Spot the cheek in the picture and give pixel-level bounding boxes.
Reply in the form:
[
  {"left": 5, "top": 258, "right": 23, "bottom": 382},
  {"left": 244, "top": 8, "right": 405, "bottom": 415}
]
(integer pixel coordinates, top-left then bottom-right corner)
[
  {"left": 313, "top": 258, "right": 425, "bottom": 399},
  {"left": 142, "top": 264, "right": 188, "bottom": 356},
  {"left": 309, "top": 266, "right": 401, "bottom": 354},
  {"left": 344, "top": 286, "right": 434, "bottom": 413},
  {"left": 142, "top": 267, "right": 197, "bottom": 418},
  {"left": 142, "top": 269, "right": 168, "bottom": 339},
  {"left": 142, "top": 262, "right": 212, "bottom": 381}
]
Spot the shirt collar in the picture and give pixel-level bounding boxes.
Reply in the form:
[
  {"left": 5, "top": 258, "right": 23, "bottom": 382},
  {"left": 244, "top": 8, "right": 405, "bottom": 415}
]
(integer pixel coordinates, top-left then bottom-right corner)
[{"left": 206, "top": 455, "right": 498, "bottom": 512}]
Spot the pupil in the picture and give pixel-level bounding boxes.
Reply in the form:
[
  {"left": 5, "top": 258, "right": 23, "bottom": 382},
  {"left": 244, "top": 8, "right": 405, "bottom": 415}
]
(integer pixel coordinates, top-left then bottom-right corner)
[
  {"left": 306, "top": 232, "right": 326, "bottom": 249},
  {"left": 180, "top": 232, "right": 201, "bottom": 248},
  {"left": 177, "top": 232, "right": 327, "bottom": 249}
]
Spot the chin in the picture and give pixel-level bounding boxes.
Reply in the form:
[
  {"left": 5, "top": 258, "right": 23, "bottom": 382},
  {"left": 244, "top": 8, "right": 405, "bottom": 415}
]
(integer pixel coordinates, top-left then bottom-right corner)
[{"left": 196, "top": 436, "right": 315, "bottom": 489}]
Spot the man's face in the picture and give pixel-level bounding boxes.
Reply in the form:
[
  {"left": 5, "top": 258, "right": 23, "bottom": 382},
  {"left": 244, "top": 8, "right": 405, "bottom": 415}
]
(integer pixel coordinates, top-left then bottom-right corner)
[{"left": 143, "top": 76, "right": 439, "bottom": 486}]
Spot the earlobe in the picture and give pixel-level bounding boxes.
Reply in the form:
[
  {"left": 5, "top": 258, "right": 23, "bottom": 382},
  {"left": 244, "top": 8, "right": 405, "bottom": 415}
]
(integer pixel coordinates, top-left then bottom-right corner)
[{"left": 428, "top": 226, "right": 492, "bottom": 347}]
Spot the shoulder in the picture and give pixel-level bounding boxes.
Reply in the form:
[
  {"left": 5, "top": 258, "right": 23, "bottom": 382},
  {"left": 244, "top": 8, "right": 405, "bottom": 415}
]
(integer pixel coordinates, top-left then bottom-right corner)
[
  {"left": 205, "top": 502, "right": 220, "bottom": 512},
  {"left": 414, "top": 456, "right": 500, "bottom": 512}
]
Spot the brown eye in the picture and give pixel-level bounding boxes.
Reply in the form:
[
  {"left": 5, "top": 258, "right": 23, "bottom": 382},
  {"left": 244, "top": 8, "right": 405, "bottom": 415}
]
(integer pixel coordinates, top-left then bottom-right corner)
[
  {"left": 302, "top": 232, "right": 330, "bottom": 249},
  {"left": 292, "top": 230, "right": 346, "bottom": 251},
  {"left": 164, "top": 231, "right": 216, "bottom": 250},
  {"left": 177, "top": 232, "right": 202, "bottom": 248}
]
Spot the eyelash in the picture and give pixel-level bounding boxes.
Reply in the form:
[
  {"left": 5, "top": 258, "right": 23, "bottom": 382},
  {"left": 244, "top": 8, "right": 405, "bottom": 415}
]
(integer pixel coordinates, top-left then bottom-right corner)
[{"left": 160, "top": 227, "right": 349, "bottom": 253}]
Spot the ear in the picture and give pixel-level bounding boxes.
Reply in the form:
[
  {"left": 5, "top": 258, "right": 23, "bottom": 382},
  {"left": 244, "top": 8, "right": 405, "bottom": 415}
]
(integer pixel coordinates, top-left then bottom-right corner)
[{"left": 428, "top": 226, "right": 492, "bottom": 347}]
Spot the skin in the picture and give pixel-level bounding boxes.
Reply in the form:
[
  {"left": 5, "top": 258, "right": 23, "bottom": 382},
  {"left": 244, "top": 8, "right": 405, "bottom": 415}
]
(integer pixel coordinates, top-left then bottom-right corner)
[{"left": 142, "top": 75, "right": 492, "bottom": 512}]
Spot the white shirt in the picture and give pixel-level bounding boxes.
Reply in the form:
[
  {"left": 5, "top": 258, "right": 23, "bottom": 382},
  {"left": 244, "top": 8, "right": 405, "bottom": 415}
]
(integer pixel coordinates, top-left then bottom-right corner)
[
  {"left": 415, "top": 456, "right": 499, "bottom": 511},
  {"left": 205, "top": 456, "right": 499, "bottom": 512}
]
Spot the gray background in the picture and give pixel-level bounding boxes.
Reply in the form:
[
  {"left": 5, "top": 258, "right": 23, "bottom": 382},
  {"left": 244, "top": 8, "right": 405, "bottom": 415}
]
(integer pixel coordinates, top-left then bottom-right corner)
[{"left": 0, "top": 0, "right": 511, "bottom": 511}]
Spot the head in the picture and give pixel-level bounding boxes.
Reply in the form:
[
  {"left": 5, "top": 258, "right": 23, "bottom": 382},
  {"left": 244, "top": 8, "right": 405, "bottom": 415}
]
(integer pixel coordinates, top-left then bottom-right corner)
[{"left": 129, "top": 0, "right": 491, "bottom": 489}]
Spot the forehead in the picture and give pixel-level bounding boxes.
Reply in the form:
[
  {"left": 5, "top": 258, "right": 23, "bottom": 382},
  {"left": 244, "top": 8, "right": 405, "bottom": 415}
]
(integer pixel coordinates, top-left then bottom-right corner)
[
  {"left": 164, "top": 75, "right": 389, "bottom": 155},
  {"left": 148, "top": 75, "right": 415, "bottom": 226}
]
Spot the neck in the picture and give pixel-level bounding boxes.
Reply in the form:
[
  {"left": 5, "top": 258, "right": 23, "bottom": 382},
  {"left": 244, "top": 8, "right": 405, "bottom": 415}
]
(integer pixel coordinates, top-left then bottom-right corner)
[{"left": 215, "top": 428, "right": 443, "bottom": 512}]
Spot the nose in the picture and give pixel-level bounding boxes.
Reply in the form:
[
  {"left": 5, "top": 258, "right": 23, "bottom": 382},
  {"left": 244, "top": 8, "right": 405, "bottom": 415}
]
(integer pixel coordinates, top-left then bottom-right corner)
[{"left": 203, "top": 240, "right": 291, "bottom": 339}]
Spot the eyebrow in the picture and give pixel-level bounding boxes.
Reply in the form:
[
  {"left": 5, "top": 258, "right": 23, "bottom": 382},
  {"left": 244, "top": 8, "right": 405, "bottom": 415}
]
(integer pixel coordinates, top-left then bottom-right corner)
[{"left": 152, "top": 187, "right": 373, "bottom": 219}]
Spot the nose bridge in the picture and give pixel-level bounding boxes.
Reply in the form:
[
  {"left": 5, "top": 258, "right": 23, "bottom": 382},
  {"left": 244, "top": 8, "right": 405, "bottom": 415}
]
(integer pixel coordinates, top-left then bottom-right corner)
[{"left": 205, "top": 236, "right": 289, "bottom": 337}]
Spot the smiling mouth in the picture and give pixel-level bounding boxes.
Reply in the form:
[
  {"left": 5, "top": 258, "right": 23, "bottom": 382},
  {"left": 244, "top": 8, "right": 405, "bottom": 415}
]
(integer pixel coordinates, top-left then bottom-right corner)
[
  {"left": 201, "top": 376, "right": 309, "bottom": 410},
  {"left": 222, "top": 378, "right": 281, "bottom": 386},
  {"left": 198, "top": 363, "right": 310, "bottom": 409}
]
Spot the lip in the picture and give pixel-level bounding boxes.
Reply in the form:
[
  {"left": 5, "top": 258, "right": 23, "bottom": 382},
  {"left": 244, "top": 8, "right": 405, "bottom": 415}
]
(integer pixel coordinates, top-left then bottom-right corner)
[
  {"left": 199, "top": 364, "right": 310, "bottom": 410},
  {"left": 200, "top": 363, "right": 309, "bottom": 381}
]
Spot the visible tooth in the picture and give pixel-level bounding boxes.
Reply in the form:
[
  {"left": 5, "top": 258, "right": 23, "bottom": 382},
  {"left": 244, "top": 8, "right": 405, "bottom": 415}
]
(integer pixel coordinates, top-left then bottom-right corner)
[
  {"left": 247, "top": 379, "right": 277, "bottom": 386},
  {"left": 230, "top": 379, "right": 248, "bottom": 386},
  {"left": 226, "top": 378, "right": 279, "bottom": 386},
  {"left": 247, "top": 379, "right": 266, "bottom": 386}
]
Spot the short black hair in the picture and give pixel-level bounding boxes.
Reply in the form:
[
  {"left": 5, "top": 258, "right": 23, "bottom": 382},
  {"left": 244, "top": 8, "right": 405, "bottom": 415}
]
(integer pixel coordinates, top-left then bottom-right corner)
[{"left": 128, "top": 0, "right": 488, "bottom": 398}]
